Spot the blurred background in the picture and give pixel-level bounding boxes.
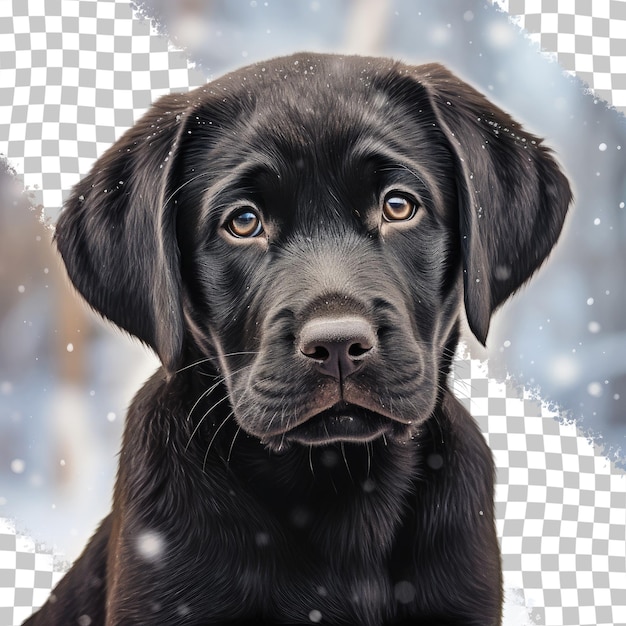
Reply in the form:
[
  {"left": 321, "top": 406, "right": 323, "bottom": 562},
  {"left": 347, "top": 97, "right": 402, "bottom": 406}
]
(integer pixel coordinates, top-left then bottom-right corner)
[{"left": 1, "top": 0, "right": 625, "bottom": 560}]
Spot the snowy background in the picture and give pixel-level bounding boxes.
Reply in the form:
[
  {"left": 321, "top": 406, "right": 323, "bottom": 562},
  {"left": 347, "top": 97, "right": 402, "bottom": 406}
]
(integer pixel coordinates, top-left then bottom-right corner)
[{"left": 0, "top": 1, "right": 625, "bottom": 625}]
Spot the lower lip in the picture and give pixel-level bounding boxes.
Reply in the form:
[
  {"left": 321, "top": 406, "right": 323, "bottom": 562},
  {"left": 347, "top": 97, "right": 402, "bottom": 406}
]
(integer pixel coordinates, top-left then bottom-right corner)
[{"left": 285, "top": 408, "right": 392, "bottom": 446}]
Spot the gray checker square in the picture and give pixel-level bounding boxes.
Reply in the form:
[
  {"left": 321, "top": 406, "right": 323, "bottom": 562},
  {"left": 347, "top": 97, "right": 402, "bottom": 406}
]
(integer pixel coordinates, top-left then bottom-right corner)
[{"left": 500, "top": 0, "right": 626, "bottom": 111}]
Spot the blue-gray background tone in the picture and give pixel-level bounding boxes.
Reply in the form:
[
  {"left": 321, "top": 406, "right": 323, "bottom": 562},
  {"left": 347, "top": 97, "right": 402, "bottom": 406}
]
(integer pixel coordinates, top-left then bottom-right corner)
[
  {"left": 1, "top": 0, "right": 624, "bottom": 561},
  {"left": 136, "top": 0, "right": 626, "bottom": 461}
]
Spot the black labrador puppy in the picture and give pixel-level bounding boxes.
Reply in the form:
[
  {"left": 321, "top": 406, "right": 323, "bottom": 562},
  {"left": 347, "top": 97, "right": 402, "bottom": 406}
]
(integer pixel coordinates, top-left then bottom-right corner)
[{"left": 26, "top": 53, "right": 571, "bottom": 625}]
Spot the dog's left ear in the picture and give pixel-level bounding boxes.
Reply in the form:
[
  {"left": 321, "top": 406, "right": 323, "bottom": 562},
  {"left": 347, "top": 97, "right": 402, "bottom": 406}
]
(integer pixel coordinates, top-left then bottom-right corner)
[
  {"left": 414, "top": 64, "right": 572, "bottom": 343},
  {"left": 54, "top": 92, "right": 193, "bottom": 373}
]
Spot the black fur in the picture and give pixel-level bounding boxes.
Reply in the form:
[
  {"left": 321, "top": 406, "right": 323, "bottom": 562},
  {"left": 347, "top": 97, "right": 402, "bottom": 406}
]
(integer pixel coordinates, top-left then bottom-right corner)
[{"left": 26, "top": 53, "right": 571, "bottom": 625}]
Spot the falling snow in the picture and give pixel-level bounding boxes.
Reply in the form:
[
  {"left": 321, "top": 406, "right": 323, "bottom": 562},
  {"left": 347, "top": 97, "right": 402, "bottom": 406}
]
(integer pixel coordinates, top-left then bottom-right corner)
[
  {"left": 10, "top": 459, "right": 25, "bottom": 474},
  {"left": 136, "top": 530, "right": 165, "bottom": 561},
  {"left": 394, "top": 580, "right": 416, "bottom": 604},
  {"left": 587, "top": 382, "right": 603, "bottom": 398}
]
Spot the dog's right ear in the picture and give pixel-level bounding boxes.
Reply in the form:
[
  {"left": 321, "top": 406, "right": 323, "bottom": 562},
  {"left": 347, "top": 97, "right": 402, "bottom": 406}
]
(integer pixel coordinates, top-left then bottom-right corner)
[
  {"left": 54, "top": 92, "right": 193, "bottom": 373},
  {"left": 411, "top": 63, "right": 572, "bottom": 344}
]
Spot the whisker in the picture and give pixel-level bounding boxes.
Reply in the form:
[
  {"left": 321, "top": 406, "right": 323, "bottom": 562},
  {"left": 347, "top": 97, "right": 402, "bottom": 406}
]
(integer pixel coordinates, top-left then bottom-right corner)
[
  {"left": 175, "top": 356, "right": 217, "bottom": 375},
  {"left": 186, "top": 384, "right": 217, "bottom": 425},
  {"left": 163, "top": 170, "right": 210, "bottom": 209},
  {"left": 340, "top": 442, "right": 353, "bottom": 483},
  {"left": 187, "top": 363, "right": 253, "bottom": 423},
  {"left": 203, "top": 411, "right": 234, "bottom": 472},
  {"left": 226, "top": 426, "right": 242, "bottom": 466},
  {"left": 186, "top": 393, "right": 232, "bottom": 451},
  {"left": 176, "top": 352, "right": 260, "bottom": 375},
  {"left": 308, "top": 445, "right": 315, "bottom": 478}
]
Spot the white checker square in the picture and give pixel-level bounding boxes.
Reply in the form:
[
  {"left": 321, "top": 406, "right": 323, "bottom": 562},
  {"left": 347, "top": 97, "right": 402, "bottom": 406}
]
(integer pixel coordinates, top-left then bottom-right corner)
[
  {"left": 524, "top": 416, "right": 545, "bottom": 436},
  {"left": 0, "top": 587, "right": 15, "bottom": 608},
  {"left": 13, "top": 83, "right": 32, "bottom": 107},
  {"left": 524, "top": 519, "right": 543, "bottom": 537},
  {"left": 78, "top": 16, "right": 98, "bottom": 36},
  {"left": 114, "top": 15, "right": 133, "bottom": 37},
  {"left": 574, "top": 53, "right": 595, "bottom": 73},
  {"left": 96, "top": 1, "right": 116, "bottom": 20},
  {"left": 526, "top": 0, "right": 544, "bottom": 15},
  {"left": 469, "top": 396, "right": 489, "bottom": 415},
  {"left": 574, "top": 14, "right": 594, "bottom": 35},
  {"left": 610, "top": 55, "right": 626, "bottom": 73},
  {"left": 543, "top": 13, "right": 561, "bottom": 33},
  {"left": 14, "top": 607, "right": 35, "bottom": 624},
  {"left": 15, "top": 568, "right": 35, "bottom": 588},
  {"left": 12, "top": 15, "right": 31, "bottom": 33},
  {"left": 63, "top": 30, "right": 79, "bottom": 49},
  {"left": 13, "top": 48, "right": 32, "bottom": 67},
  {"left": 32, "top": 588, "right": 52, "bottom": 609},
  {"left": 98, "top": 34, "right": 116, "bottom": 53},
  {"left": 41, "top": 156, "right": 61, "bottom": 174},
  {"left": 505, "top": 397, "right": 526, "bottom": 416},
  {"left": 96, "top": 108, "right": 116, "bottom": 128},
  {"left": 504, "top": 536, "right": 524, "bottom": 555},
  {"left": 44, "top": 84, "right": 63, "bottom": 102},
  {"left": 608, "top": 570, "right": 626, "bottom": 590},
  {"left": 80, "top": 49, "right": 98, "bottom": 69},
  {"left": 131, "top": 32, "right": 152, "bottom": 54},
  {"left": 557, "top": 32, "right": 577, "bottom": 53},
  {"left": 593, "top": 0, "right": 612, "bottom": 19},
  {"left": 0, "top": 551, "right": 16, "bottom": 570},
  {"left": 592, "top": 35, "right": 611, "bottom": 56},
  {"left": 45, "top": 14, "right": 62, "bottom": 31},
  {"left": 506, "top": 501, "right": 528, "bottom": 519},
  {"left": 591, "top": 555, "right": 610, "bottom": 572},
  {"left": 508, "top": 432, "right": 531, "bottom": 451},
  {"left": 112, "top": 89, "right": 135, "bottom": 110},
  {"left": 43, "top": 188, "right": 65, "bottom": 209}
]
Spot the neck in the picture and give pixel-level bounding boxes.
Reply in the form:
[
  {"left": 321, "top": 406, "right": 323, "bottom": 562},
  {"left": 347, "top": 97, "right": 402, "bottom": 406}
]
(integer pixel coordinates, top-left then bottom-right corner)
[
  {"left": 205, "top": 419, "right": 418, "bottom": 563},
  {"left": 128, "top": 364, "right": 423, "bottom": 564}
]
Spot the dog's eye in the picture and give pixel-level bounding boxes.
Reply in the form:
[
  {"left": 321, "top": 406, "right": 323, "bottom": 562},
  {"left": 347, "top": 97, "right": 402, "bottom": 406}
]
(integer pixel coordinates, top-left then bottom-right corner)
[
  {"left": 226, "top": 208, "right": 264, "bottom": 238},
  {"left": 382, "top": 194, "right": 418, "bottom": 222}
]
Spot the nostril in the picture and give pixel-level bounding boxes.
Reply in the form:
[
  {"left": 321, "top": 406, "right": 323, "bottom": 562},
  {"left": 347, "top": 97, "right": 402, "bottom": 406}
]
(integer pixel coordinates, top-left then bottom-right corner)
[
  {"left": 302, "top": 344, "right": 331, "bottom": 361},
  {"left": 298, "top": 316, "right": 377, "bottom": 379},
  {"left": 347, "top": 342, "right": 372, "bottom": 358}
]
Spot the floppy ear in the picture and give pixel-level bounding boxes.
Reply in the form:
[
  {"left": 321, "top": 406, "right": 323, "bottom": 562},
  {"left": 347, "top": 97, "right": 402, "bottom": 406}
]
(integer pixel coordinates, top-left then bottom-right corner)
[
  {"left": 415, "top": 64, "right": 572, "bottom": 343},
  {"left": 54, "top": 92, "right": 193, "bottom": 373}
]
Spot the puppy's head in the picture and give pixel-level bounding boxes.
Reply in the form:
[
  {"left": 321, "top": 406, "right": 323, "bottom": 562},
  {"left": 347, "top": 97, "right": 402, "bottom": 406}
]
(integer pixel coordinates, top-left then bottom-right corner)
[{"left": 56, "top": 53, "right": 571, "bottom": 448}]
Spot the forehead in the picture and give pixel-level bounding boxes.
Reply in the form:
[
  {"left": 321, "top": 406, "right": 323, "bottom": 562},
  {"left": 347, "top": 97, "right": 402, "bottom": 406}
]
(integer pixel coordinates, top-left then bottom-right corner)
[
  {"left": 200, "top": 55, "right": 436, "bottom": 152},
  {"left": 180, "top": 55, "right": 455, "bottom": 219}
]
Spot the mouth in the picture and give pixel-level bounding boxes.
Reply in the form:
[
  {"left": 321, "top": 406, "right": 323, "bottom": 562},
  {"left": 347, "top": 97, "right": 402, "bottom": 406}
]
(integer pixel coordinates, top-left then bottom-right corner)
[{"left": 279, "top": 401, "right": 397, "bottom": 446}]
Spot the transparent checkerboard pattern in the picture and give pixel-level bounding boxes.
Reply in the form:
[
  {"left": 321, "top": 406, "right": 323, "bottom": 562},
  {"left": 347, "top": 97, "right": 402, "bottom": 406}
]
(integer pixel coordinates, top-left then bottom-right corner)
[
  {"left": 492, "top": 0, "right": 626, "bottom": 111},
  {"left": 0, "top": 0, "right": 206, "bottom": 219},
  {"left": 2, "top": 0, "right": 626, "bottom": 624},
  {"left": 1, "top": 350, "right": 624, "bottom": 626},
  {"left": 0, "top": 519, "right": 66, "bottom": 626},
  {"left": 452, "top": 351, "right": 626, "bottom": 626}
]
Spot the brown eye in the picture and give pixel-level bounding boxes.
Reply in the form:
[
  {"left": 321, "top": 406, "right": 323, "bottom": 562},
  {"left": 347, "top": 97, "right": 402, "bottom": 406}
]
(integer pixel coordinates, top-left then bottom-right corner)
[
  {"left": 382, "top": 194, "right": 418, "bottom": 222},
  {"left": 226, "top": 208, "right": 264, "bottom": 238}
]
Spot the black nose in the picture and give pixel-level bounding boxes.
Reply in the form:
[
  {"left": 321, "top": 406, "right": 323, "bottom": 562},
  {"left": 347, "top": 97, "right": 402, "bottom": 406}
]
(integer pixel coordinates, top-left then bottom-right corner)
[{"left": 299, "top": 316, "right": 376, "bottom": 380}]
